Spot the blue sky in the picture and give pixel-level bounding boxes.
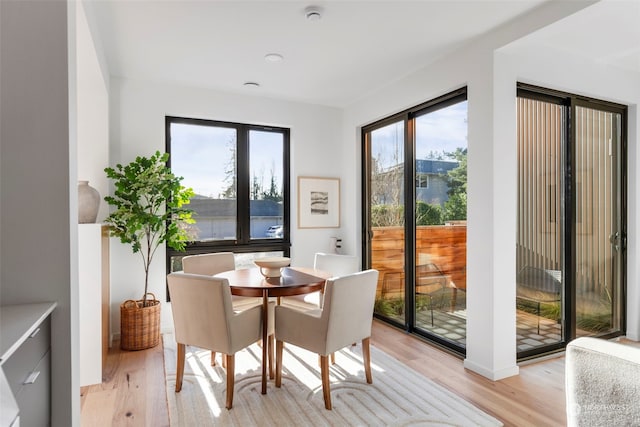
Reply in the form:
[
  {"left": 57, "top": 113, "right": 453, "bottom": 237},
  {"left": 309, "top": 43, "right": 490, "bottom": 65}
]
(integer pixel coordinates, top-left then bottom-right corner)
[
  {"left": 372, "top": 101, "right": 468, "bottom": 169},
  {"left": 170, "top": 123, "right": 283, "bottom": 198},
  {"left": 171, "top": 100, "right": 467, "bottom": 196}
]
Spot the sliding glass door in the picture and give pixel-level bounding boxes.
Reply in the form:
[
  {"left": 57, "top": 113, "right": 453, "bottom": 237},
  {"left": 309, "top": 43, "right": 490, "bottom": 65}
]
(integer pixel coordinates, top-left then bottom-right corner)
[
  {"left": 364, "top": 88, "right": 468, "bottom": 355},
  {"left": 516, "top": 85, "right": 626, "bottom": 359}
]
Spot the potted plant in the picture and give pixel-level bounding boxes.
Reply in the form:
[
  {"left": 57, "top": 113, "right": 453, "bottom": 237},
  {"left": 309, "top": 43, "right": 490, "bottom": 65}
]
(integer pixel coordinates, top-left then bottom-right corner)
[{"left": 104, "top": 151, "right": 194, "bottom": 350}]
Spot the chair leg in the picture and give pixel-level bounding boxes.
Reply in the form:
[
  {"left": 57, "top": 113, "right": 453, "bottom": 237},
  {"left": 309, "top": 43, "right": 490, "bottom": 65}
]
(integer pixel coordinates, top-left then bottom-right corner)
[
  {"left": 175, "top": 343, "right": 186, "bottom": 392},
  {"left": 319, "top": 353, "right": 336, "bottom": 366},
  {"left": 275, "top": 340, "right": 284, "bottom": 387},
  {"left": 320, "top": 355, "right": 332, "bottom": 410},
  {"left": 268, "top": 334, "right": 275, "bottom": 379},
  {"left": 222, "top": 354, "right": 227, "bottom": 369},
  {"left": 211, "top": 351, "right": 217, "bottom": 366},
  {"left": 362, "top": 337, "right": 373, "bottom": 384},
  {"left": 225, "top": 354, "right": 235, "bottom": 409}
]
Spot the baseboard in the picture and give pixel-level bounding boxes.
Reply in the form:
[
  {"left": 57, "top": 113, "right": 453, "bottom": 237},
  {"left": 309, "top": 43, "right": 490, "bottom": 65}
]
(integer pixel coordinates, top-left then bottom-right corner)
[
  {"left": 110, "top": 328, "right": 174, "bottom": 345},
  {"left": 463, "top": 359, "right": 519, "bottom": 380}
]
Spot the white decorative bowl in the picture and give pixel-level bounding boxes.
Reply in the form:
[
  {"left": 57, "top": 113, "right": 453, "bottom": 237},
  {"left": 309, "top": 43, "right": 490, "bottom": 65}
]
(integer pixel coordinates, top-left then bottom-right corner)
[{"left": 254, "top": 257, "right": 291, "bottom": 278}]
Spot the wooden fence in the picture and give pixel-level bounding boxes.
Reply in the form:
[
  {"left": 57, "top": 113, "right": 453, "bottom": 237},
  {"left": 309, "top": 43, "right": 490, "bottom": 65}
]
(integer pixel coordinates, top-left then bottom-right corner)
[{"left": 371, "top": 225, "right": 467, "bottom": 297}]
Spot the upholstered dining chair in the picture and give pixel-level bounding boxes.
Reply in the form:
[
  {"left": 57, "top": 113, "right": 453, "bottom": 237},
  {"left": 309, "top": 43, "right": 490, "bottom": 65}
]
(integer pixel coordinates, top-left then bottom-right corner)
[
  {"left": 181, "top": 252, "right": 266, "bottom": 366},
  {"left": 182, "top": 252, "right": 251, "bottom": 302},
  {"left": 167, "top": 272, "right": 274, "bottom": 409},
  {"left": 283, "top": 252, "right": 359, "bottom": 309},
  {"left": 274, "top": 269, "right": 379, "bottom": 410}
]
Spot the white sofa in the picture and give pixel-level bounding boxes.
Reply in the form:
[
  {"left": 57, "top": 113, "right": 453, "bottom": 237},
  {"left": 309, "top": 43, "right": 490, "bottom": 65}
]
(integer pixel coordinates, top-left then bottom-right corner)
[{"left": 566, "top": 337, "right": 640, "bottom": 426}]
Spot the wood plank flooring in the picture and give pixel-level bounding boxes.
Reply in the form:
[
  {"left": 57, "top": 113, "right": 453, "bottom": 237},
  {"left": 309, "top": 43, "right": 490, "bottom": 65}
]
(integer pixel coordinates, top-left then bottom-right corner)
[{"left": 81, "top": 320, "right": 566, "bottom": 426}]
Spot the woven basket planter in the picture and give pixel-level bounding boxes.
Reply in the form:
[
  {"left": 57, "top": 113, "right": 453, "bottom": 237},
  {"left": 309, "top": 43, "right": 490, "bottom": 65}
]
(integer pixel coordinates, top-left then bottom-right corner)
[{"left": 120, "top": 293, "right": 161, "bottom": 351}]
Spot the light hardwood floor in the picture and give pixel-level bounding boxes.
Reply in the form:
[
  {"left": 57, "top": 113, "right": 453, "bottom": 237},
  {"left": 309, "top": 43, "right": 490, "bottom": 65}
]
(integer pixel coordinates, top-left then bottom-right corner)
[{"left": 80, "top": 320, "right": 566, "bottom": 426}]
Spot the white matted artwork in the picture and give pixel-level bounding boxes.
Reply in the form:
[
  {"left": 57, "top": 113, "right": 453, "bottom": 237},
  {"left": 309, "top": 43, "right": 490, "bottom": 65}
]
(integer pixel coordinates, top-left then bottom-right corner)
[{"left": 297, "top": 176, "right": 340, "bottom": 228}]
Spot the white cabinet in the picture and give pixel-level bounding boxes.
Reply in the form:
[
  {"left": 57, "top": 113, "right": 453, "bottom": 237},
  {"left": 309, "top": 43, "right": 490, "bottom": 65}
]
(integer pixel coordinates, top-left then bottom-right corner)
[
  {"left": 0, "top": 303, "right": 56, "bottom": 427},
  {"left": 79, "top": 224, "right": 110, "bottom": 386}
]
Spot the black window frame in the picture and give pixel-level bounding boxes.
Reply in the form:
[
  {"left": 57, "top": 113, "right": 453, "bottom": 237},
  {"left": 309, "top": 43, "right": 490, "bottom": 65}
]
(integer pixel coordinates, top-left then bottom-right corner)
[
  {"left": 165, "top": 116, "right": 291, "bottom": 271},
  {"left": 516, "top": 83, "right": 628, "bottom": 360},
  {"left": 362, "top": 87, "right": 468, "bottom": 356}
]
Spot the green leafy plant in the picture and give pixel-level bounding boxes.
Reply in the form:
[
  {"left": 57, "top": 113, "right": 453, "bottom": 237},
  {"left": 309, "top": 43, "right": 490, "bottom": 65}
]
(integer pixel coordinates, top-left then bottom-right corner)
[
  {"left": 104, "top": 151, "right": 195, "bottom": 305},
  {"left": 375, "top": 296, "right": 405, "bottom": 318}
]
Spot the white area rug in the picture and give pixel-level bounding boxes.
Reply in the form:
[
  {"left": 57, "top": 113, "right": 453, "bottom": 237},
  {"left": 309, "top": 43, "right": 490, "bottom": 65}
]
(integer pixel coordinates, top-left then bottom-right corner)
[{"left": 163, "top": 334, "right": 502, "bottom": 426}]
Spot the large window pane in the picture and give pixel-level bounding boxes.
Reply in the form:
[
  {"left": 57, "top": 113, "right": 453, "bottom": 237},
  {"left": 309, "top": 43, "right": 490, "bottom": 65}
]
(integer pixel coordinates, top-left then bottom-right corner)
[
  {"left": 370, "top": 120, "right": 405, "bottom": 325},
  {"left": 574, "top": 106, "right": 623, "bottom": 337},
  {"left": 414, "top": 100, "right": 468, "bottom": 347},
  {"left": 169, "top": 122, "right": 237, "bottom": 241},
  {"left": 249, "top": 130, "right": 284, "bottom": 239},
  {"left": 516, "top": 97, "right": 565, "bottom": 353}
]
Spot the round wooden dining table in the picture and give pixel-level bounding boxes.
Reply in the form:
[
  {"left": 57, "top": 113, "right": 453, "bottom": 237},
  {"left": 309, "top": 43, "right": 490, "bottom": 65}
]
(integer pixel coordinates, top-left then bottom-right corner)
[{"left": 215, "top": 266, "right": 330, "bottom": 394}]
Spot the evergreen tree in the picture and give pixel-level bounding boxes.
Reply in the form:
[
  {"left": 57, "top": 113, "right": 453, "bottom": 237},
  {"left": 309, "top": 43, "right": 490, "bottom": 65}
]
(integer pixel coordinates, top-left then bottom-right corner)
[
  {"left": 263, "top": 174, "right": 281, "bottom": 201},
  {"left": 443, "top": 148, "right": 467, "bottom": 221},
  {"left": 445, "top": 147, "right": 467, "bottom": 197},
  {"left": 221, "top": 140, "right": 237, "bottom": 199},
  {"left": 251, "top": 174, "right": 261, "bottom": 199}
]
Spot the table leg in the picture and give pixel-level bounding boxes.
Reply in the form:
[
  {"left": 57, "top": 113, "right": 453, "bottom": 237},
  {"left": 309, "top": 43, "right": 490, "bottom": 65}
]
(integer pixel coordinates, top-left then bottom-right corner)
[{"left": 261, "top": 290, "right": 268, "bottom": 394}]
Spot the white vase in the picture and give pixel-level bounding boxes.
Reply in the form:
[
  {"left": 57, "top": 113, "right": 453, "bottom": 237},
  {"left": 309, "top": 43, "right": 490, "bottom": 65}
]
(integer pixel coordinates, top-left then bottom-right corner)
[{"left": 78, "top": 180, "right": 100, "bottom": 223}]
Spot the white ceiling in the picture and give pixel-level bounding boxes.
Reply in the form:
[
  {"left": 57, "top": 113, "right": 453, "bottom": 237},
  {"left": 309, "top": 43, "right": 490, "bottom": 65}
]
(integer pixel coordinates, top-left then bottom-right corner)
[
  {"left": 505, "top": 0, "right": 640, "bottom": 75},
  {"left": 87, "top": 0, "right": 640, "bottom": 108}
]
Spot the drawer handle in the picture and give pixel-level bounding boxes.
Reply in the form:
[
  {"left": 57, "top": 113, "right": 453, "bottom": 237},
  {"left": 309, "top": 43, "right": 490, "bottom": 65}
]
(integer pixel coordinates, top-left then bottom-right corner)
[
  {"left": 29, "top": 327, "right": 41, "bottom": 338},
  {"left": 23, "top": 371, "right": 41, "bottom": 385}
]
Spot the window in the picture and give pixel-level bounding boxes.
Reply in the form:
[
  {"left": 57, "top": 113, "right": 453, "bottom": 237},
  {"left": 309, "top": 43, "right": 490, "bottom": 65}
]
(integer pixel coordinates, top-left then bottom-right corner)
[
  {"left": 516, "top": 84, "right": 626, "bottom": 360},
  {"left": 416, "top": 174, "right": 429, "bottom": 189},
  {"left": 165, "top": 116, "right": 290, "bottom": 271},
  {"left": 363, "top": 88, "right": 468, "bottom": 355}
]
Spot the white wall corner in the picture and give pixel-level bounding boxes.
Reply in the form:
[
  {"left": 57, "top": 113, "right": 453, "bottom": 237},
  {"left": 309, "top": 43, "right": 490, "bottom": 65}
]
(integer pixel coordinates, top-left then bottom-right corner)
[
  {"left": 625, "top": 103, "right": 640, "bottom": 341},
  {"left": 463, "top": 359, "right": 520, "bottom": 381}
]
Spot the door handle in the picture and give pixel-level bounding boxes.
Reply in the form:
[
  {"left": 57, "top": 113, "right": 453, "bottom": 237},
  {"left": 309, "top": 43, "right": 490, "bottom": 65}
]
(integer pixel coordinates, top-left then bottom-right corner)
[{"left": 609, "top": 232, "right": 620, "bottom": 251}]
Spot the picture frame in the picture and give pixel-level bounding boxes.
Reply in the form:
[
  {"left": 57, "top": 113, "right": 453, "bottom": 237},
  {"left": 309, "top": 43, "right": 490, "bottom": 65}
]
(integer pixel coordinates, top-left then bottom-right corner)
[{"left": 297, "top": 176, "right": 340, "bottom": 228}]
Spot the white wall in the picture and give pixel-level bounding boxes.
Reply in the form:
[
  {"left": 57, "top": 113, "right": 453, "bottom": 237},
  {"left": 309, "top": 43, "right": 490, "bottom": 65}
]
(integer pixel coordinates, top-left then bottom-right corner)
[
  {"left": 108, "top": 78, "right": 343, "bottom": 334},
  {"left": 500, "top": 46, "right": 640, "bottom": 340},
  {"left": 102, "top": 0, "right": 637, "bottom": 382},
  {"left": 76, "top": 0, "right": 111, "bottom": 387},
  {"left": 1, "top": 1, "right": 76, "bottom": 425},
  {"left": 343, "top": 44, "right": 522, "bottom": 380},
  {"left": 341, "top": 0, "right": 616, "bottom": 380},
  {"left": 76, "top": 1, "right": 109, "bottom": 223}
]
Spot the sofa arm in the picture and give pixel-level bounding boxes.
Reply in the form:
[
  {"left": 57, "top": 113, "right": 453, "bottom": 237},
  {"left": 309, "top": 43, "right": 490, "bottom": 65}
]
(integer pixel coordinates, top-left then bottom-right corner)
[{"left": 566, "top": 337, "right": 640, "bottom": 426}]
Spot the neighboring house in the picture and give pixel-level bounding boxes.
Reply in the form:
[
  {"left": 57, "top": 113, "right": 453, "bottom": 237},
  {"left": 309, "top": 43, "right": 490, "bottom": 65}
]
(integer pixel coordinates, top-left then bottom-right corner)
[
  {"left": 375, "top": 159, "right": 458, "bottom": 207},
  {"left": 415, "top": 160, "right": 458, "bottom": 207},
  {"left": 188, "top": 197, "right": 283, "bottom": 240}
]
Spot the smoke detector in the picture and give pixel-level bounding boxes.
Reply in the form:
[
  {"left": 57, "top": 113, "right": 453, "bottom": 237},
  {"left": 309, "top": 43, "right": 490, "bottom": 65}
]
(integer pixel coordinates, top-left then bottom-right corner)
[{"left": 304, "top": 6, "right": 322, "bottom": 21}]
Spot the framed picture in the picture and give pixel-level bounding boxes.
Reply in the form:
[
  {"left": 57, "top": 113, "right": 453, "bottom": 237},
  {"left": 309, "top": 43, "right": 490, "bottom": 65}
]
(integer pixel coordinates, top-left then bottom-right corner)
[{"left": 297, "top": 176, "right": 340, "bottom": 228}]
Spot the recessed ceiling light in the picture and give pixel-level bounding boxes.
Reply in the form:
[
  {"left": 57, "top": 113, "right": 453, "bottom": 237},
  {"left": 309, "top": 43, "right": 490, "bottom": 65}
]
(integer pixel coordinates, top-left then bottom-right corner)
[
  {"left": 264, "top": 53, "right": 284, "bottom": 63},
  {"left": 304, "top": 6, "right": 322, "bottom": 21},
  {"left": 243, "top": 82, "right": 260, "bottom": 88}
]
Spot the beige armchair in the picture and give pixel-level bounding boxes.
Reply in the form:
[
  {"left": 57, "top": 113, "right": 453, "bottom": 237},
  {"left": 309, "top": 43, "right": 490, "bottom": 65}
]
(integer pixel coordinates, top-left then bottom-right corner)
[
  {"left": 167, "top": 272, "right": 274, "bottom": 409},
  {"left": 181, "top": 252, "right": 267, "bottom": 366},
  {"left": 182, "top": 252, "right": 258, "bottom": 305},
  {"left": 283, "top": 252, "right": 359, "bottom": 309},
  {"left": 274, "top": 269, "right": 379, "bottom": 410}
]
